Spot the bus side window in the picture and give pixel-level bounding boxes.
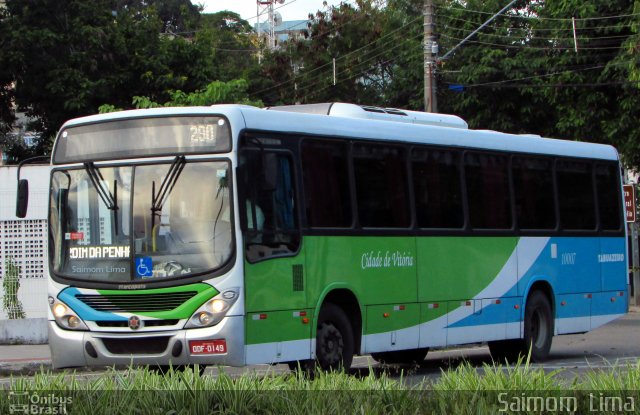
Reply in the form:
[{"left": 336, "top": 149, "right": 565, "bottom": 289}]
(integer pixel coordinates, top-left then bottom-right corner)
[
  {"left": 557, "top": 160, "right": 596, "bottom": 230},
  {"left": 352, "top": 143, "right": 410, "bottom": 228},
  {"left": 240, "top": 149, "right": 300, "bottom": 262},
  {"left": 465, "top": 152, "right": 512, "bottom": 230}
]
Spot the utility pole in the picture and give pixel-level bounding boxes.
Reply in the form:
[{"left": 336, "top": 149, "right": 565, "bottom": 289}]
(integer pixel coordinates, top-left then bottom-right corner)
[{"left": 424, "top": 0, "right": 438, "bottom": 113}]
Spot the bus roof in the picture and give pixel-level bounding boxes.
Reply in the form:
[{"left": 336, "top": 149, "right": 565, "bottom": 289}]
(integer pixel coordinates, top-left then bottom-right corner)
[{"left": 58, "top": 105, "right": 619, "bottom": 162}]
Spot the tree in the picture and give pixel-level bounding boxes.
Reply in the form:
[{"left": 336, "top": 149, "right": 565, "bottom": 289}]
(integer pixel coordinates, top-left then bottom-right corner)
[
  {"left": 0, "top": 6, "right": 15, "bottom": 138},
  {"left": 114, "top": 0, "right": 201, "bottom": 33},
  {"left": 0, "top": 0, "right": 220, "bottom": 159},
  {"left": 255, "top": 0, "right": 392, "bottom": 106},
  {"left": 429, "top": 0, "right": 640, "bottom": 169},
  {"left": 100, "top": 79, "right": 263, "bottom": 112},
  {"left": 198, "top": 11, "right": 258, "bottom": 82}
]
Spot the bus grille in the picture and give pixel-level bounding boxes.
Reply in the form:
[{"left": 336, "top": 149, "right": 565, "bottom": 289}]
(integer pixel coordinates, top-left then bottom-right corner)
[
  {"left": 95, "top": 319, "right": 180, "bottom": 328},
  {"left": 101, "top": 337, "right": 171, "bottom": 355},
  {"left": 75, "top": 292, "right": 197, "bottom": 313}
]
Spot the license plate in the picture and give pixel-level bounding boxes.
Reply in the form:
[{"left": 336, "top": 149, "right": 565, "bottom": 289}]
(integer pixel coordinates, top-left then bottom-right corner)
[{"left": 189, "top": 339, "right": 227, "bottom": 355}]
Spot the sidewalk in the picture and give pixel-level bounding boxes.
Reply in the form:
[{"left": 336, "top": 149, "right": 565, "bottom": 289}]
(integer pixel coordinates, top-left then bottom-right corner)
[{"left": 0, "top": 344, "right": 51, "bottom": 376}]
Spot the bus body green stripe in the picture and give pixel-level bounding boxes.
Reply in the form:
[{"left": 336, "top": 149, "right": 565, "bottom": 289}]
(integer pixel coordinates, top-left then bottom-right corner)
[
  {"left": 244, "top": 236, "right": 518, "bottom": 344},
  {"left": 96, "top": 283, "right": 218, "bottom": 320}
]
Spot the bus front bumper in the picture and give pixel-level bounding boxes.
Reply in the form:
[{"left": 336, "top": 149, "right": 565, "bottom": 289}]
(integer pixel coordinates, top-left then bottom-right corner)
[{"left": 48, "top": 315, "right": 245, "bottom": 369}]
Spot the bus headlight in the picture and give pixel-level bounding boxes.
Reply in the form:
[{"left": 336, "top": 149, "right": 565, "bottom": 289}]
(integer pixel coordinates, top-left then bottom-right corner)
[
  {"left": 185, "top": 288, "right": 239, "bottom": 329},
  {"left": 49, "top": 297, "right": 88, "bottom": 331}
]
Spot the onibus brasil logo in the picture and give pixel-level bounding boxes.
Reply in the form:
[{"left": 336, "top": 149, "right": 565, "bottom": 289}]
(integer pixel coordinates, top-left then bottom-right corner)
[{"left": 9, "top": 391, "right": 72, "bottom": 414}]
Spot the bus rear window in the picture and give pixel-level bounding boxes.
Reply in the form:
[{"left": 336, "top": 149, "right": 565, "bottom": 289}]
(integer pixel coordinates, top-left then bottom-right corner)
[{"left": 596, "top": 163, "right": 622, "bottom": 231}]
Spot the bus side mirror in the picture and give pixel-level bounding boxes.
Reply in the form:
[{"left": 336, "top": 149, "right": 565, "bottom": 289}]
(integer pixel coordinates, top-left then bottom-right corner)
[
  {"left": 16, "top": 179, "right": 29, "bottom": 218},
  {"left": 262, "top": 153, "right": 278, "bottom": 192}
]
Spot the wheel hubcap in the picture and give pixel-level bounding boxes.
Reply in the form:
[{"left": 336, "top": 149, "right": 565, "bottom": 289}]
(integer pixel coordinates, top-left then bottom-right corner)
[{"left": 318, "top": 322, "right": 343, "bottom": 368}]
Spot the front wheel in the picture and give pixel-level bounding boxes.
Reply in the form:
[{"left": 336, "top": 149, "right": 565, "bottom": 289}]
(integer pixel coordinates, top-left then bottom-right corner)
[{"left": 315, "top": 303, "right": 354, "bottom": 372}]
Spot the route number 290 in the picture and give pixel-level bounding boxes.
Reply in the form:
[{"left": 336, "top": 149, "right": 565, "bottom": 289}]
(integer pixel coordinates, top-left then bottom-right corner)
[{"left": 190, "top": 124, "right": 217, "bottom": 144}]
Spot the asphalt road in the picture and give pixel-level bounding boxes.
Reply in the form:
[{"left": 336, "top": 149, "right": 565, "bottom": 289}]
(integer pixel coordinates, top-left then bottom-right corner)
[
  {"left": 2, "top": 311, "right": 639, "bottom": 386},
  {"left": 193, "top": 311, "right": 640, "bottom": 384}
]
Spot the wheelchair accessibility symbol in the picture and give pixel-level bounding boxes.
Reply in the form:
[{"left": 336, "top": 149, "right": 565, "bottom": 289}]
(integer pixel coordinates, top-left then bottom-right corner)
[{"left": 135, "top": 257, "right": 153, "bottom": 277}]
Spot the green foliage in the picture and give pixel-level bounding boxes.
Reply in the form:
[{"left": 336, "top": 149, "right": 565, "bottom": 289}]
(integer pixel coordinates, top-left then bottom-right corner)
[
  {"left": 0, "top": 2, "right": 259, "bottom": 161},
  {"left": 198, "top": 11, "right": 258, "bottom": 82},
  {"left": 256, "top": 0, "right": 392, "bottom": 106},
  {"left": 3, "top": 0, "right": 640, "bottom": 170},
  {"left": 2, "top": 257, "right": 25, "bottom": 320},
  {"left": 100, "top": 79, "right": 262, "bottom": 112},
  {"left": 5, "top": 361, "right": 640, "bottom": 414},
  {"left": 435, "top": 0, "right": 640, "bottom": 168}
]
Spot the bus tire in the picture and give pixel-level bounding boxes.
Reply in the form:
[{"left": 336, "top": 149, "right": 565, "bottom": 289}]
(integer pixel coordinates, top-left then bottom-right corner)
[
  {"left": 315, "top": 303, "right": 354, "bottom": 372},
  {"left": 371, "top": 348, "right": 428, "bottom": 365},
  {"left": 523, "top": 290, "right": 553, "bottom": 362},
  {"left": 489, "top": 291, "right": 553, "bottom": 363}
]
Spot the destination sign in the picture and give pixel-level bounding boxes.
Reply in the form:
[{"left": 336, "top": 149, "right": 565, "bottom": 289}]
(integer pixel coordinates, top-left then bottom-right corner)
[
  {"left": 69, "top": 245, "right": 130, "bottom": 259},
  {"left": 53, "top": 116, "right": 231, "bottom": 164}
]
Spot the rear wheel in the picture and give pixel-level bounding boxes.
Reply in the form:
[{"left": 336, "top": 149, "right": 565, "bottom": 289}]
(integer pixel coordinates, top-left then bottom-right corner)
[
  {"left": 371, "top": 348, "right": 428, "bottom": 365},
  {"left": 488, "top": 290, "right": 553, "bottom": 363},
  {"left": 523, "top": 291, "right": 553, "bottom": 362},
  {"left": 314, "top": 303, "right": 354, "bottom": 372}
]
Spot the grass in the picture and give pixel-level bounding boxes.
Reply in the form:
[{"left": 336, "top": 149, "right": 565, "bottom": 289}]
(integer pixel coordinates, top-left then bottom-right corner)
[{"left": 3, "top": 358, "right": 640, "bottom": 414}]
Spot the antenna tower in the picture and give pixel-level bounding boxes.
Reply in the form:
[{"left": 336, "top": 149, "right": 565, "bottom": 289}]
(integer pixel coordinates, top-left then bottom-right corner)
[{"left": 257, "top": 0, "right": 284, "bottom": 50}]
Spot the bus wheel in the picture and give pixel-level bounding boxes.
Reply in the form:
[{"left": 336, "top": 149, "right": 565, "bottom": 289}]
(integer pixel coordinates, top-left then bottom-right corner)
[
  {"left": 371, "top": 348, "right": 428, "bottom": 365},
  {"left": 315, "top": 303, "right": 354, "bottom": 372},
  {"left": 523, "top": 290, "right": 553, "bottom": 362}
]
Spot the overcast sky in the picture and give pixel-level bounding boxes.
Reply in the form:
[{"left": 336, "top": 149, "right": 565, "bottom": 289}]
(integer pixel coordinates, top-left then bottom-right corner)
[{"left": 194, "top": 0, "right": 352, "bottom": 22}]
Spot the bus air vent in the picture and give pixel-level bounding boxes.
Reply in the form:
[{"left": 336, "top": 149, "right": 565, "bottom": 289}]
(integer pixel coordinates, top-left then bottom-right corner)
[
  {"left": 95, "top": 319, "right": 180, "bottom": 328},
  {"left": 75, "top": 292, "right": 197, "bottom": 313},
  {"left": 101, "top": 336, "right": 171, "bottom": 355},
  {"left": 292, "top": 264, "right": 304, "bottom": 292}
]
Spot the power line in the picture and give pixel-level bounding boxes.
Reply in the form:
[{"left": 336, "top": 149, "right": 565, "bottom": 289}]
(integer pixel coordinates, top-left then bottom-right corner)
[
  {"left": 294, "top": 31, "right": 423, "bottom": 94},
  {"left": 438, "top": 14, "right": 638, "bottom": 33},
  {"left": 458, "top": 81, "right": 640, "bottom": 89},
  {"left": 439, "top": 6, "right": 640, "bottom": 22},
  {"left": 252, "top": 15, "right": 422, "bottom": 96},
  {"left": 439, "top": 33, "right": 632, "bottom": 51},
  {"left": 443, "top": 58, "right": 639, "bottom": 88}
]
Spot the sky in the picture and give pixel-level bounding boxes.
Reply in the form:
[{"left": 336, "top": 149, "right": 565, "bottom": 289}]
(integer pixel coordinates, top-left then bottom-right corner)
[{"left": 194, "top": 0, "right": 351, "bottom": 22}]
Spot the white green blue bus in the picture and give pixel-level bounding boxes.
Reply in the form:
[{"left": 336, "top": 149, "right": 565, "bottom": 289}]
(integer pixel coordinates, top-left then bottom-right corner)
[{"left": 16, "top": 103, "right": 628, "bottom": 370}]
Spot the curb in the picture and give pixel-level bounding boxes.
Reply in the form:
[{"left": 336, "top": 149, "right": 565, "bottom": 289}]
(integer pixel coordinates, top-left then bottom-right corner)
[{"left": 0, "top": 361, "right": 52, "bottom": 377}]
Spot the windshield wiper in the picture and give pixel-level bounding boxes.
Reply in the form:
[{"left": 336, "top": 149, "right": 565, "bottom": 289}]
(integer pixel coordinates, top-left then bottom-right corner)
[
  {"left": 151, "top": 156, "right": 186, "bottom": 226},
  {"left": 84, "top": 162, "right": 119, "bottom": 234},
  {"left": 84, "top": 162, "right": 118, "bottom": 211}
]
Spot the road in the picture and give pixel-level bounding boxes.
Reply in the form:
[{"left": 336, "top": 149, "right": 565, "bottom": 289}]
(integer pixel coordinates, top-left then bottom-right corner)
[{"left": 2, "top": 312, "right": 639, "bottom": 386}]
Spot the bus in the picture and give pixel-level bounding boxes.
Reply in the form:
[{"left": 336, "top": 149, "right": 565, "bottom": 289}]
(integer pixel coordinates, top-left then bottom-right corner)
[{"left": 16, "top": 103, "right": 628, "bottom": 370}]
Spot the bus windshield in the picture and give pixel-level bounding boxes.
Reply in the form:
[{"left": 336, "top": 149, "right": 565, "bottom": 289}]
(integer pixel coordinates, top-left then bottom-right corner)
[{"left": 49, "top": 160, "right": 233, "bottom": 284}]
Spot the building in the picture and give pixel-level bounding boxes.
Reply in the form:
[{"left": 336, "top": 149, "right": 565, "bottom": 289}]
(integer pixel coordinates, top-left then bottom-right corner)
[{"left": 254, "top": 19, "right": 309, "bottom": 48}]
